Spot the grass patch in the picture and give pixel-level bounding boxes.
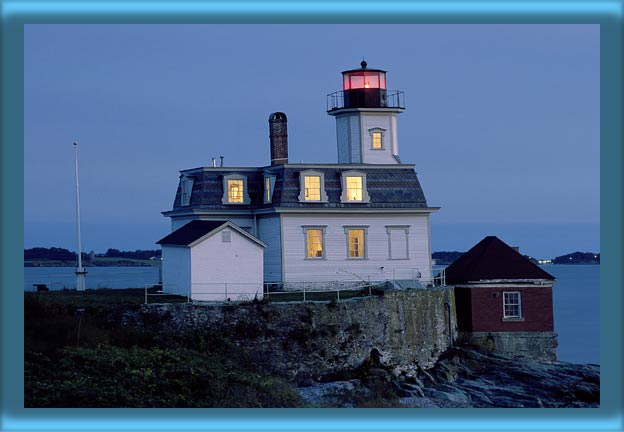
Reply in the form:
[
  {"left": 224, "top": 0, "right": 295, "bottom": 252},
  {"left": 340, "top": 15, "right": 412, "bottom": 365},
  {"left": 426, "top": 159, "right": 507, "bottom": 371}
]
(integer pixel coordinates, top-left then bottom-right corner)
[{"left": 25, "top": 288, "right": 186, "bottom": 307}]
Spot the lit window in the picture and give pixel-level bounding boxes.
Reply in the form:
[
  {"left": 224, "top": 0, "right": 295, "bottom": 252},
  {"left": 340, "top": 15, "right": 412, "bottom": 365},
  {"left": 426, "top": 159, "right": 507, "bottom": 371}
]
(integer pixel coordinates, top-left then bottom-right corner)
[
  {"left": 222, "top": 174, "right": 250, "bottom": 205},
  {"left": 372, "top": 132, "right": 382, "bottom": 149},
  {"left": 307, "top": 229, "right": 324, "bottom": 258},
  {"left": 265, "top": 177, "right": 271, "bottom": 202},
  {"left": 346, "top": 176, "right": 362, "bottom": 201},
  {"left": 503, "top": 292, "right": 522, "bottom": 318},
  {"left": 347, "top": 229, "right": 366, "bottom": 259},
  {"left": 228, "top": 179, "right": 243, "bottom": 203},
  {"left": 340, "top": 171, "right": 370, "bottom": 203},
  {"left": 305, "top": 176, "right": 321, "bottom": 201},
  {"left": 344, "top": 226, "right": 367, "bottom": 259},
  {"left": 298, "top": 170, "right": 328, "bottom": 203}
]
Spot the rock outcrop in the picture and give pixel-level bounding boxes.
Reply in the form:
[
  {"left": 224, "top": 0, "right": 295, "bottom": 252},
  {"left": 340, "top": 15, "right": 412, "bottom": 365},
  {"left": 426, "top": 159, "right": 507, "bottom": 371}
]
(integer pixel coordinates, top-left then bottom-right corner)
[{"left": 298, "top": 347, "right": 600, "bottom": 408}]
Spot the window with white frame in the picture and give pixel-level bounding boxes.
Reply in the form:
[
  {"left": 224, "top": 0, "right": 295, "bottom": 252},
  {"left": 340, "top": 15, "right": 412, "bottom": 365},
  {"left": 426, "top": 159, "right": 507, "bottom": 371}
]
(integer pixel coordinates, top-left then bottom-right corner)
[
  {"left": 303, "top": 226, "right": 325, "bottom": 259},
  {"left": 298, "top": 170, "right": 328, "bottom": 203},
  {"left": 222, "top": 174, "right": 251, "bottom": 205},
  {"left": 369, "top": 128, "right": 385, "bottom": 150},
  {"left": 180, "top": 176, "right": 194, "bottom": 206},
  {"left": 386, "top": 226, "right": 409, "bottom": 259},
  {"left": 340, "top": 171, "right": 370, "bottom": 203},
  {"left": 344, "top": 226, "right": 368, "bottom": 259},
  {"left": 503, "top": 292, "right": 522, "bottom": 319}
]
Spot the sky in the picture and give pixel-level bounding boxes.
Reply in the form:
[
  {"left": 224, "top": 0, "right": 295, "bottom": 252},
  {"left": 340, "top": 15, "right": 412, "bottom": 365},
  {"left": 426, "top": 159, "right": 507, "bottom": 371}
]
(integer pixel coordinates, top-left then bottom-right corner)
[{"left": 24, "top": 24, "right": 600, "bottom": 258}]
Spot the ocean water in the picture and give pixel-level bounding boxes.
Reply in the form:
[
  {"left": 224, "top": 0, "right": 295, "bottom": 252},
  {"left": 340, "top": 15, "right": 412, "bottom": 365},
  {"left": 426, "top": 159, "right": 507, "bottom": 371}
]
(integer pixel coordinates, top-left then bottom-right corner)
[
  {"left": 543, "top": 264, "right": 600, "bottom": 365},
  {"left": 23, "top": 264, "right": 599, "bottom": 364}
]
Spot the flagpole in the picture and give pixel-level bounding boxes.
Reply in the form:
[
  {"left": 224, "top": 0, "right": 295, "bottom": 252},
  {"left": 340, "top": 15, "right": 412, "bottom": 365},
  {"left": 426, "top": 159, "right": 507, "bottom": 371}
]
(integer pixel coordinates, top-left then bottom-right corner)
[{"left": 74, "top": 141, "right": 86, "bottom": 291}]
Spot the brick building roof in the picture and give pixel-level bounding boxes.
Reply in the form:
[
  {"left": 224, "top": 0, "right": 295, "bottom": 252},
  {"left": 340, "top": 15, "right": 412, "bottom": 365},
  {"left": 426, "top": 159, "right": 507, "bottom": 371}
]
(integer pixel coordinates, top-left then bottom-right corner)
[{"left": 444, "top": 236, "right": 555, "bottom": 284}]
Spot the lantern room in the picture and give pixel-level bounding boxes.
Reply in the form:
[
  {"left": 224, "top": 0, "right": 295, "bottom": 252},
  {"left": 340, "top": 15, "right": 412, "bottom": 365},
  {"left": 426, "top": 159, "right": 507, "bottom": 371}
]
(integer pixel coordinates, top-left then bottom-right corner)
[
  {"left": 327, "top": 61, "right": 404, "bottom": 111},
  {"left": 342, "top": 61, "right": 387, "bottom": 108}
]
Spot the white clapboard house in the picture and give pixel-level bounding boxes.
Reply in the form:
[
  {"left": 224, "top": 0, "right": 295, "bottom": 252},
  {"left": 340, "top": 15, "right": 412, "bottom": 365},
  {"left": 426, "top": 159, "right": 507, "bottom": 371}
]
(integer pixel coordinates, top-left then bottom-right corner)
[{"left": 158, "top": 62, "right": 439, "bottom": 300}]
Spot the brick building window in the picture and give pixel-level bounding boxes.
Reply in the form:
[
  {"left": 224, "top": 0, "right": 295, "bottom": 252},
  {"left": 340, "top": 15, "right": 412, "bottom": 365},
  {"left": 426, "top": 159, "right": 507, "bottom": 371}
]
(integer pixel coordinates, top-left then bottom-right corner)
[{"left": 503, "top": 292, "right": 522, "bottom": 319}]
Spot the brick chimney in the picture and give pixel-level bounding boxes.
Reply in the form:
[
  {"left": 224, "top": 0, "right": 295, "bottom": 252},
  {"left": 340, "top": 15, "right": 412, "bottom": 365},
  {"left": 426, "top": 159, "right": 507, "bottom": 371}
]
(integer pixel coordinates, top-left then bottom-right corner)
[{"left": 269, "top": 112, "right": 288, "bottom": 165}]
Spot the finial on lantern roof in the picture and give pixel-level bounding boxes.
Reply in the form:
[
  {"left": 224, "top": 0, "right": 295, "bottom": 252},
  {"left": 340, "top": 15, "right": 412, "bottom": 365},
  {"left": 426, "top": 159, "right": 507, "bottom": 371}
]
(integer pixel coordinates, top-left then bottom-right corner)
[{"left": 360, "top": 59, "right": 367, "bottom": 69}]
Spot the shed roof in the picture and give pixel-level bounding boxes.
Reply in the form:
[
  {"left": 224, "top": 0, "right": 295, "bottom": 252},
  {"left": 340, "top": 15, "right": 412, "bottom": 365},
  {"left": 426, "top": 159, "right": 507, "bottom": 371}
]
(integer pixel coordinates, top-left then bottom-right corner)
[
  {"left": 156, "top": 220, "right": 266, "bottom": 248},
  {"left": 444, "top": 236, "right": 555, "bottom": 284}
]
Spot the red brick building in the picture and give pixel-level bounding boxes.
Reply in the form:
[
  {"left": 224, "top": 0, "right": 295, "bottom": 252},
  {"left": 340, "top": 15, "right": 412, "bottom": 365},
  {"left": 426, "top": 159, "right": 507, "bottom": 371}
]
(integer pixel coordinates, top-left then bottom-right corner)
[{"left": 445, "top": 236, "right": 557, "bottom": 361}]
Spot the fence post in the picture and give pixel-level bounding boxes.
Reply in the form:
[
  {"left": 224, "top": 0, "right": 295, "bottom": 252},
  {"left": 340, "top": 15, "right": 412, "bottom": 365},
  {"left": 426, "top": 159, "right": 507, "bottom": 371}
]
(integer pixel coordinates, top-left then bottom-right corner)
[
  {"left": 225, "top": 283, "right": 228, "bottom": 301},
  {"left": 187, "top": 283, "right": 190, "bottom": 303},
  {"left": 303, "top": 286, "right": 306, "bottom": 302},
  {"left": 144, "top": 285, "right": 147, "bottom": 304},
  {"left": 337, "top": 288, "right": 340, "bottom": 302}
]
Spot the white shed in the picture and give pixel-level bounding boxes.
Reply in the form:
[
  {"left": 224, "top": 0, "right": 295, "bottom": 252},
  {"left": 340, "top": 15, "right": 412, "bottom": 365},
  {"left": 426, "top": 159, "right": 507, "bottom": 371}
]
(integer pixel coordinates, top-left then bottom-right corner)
[{"left": 157, "top": 220, "right": 266, "bottom": 301}]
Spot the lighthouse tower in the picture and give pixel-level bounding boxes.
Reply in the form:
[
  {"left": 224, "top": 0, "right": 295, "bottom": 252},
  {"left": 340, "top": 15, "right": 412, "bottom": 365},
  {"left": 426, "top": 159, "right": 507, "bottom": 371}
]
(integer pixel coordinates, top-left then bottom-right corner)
[{"left": 327, "top": 61, "right": 405, "bottom": 164}]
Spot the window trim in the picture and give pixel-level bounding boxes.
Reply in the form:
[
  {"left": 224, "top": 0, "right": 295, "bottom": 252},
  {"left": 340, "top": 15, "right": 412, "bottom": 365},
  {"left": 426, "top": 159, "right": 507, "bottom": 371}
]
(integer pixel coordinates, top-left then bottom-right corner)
[
  {"left": 369, "top": 127, "right": 386, "bottom": 150},
  {"left": 302, "top": 225, "right": 327, "bottom": 260},
  {"left": 343, "top": 226, "right": 369, "bottom": 260},
  {"left": 180, "top": 175, "right": 195, "bottom": 206},
  {"left": 340, "top": 170, "right": 371, "bottom": 204},
  {"left": 385, "top": 225, "right": 410, "bottom": 260},
  {"left": 298, "top": 170, "right": 328, "bottom": 203},
  {"left": 503, "top": 291, "right": 523, "bottom": 320},
  {"left": 221, "top": 174, "right": 251, "bottom": 205}
]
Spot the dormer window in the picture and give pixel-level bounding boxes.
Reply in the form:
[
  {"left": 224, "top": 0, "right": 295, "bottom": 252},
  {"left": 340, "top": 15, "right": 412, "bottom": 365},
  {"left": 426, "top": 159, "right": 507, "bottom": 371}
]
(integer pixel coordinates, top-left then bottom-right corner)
[
  {"left": 222, "top": 174, "right": 251, "bottom": 205},
  {"left": 264, "top": 175, "right": 276, "bottom": 204},
  {"left": 298, "top": 170, "right": 328, "bottom": 203},
  {"left": 180, "top": 176, "right": 194, "bottom": 206},
  {"left": 340, "top": 171, "right": 370, "bottom": 203},
  {"left": 369, "top": 128, "right": 385, "bottom": 150}
]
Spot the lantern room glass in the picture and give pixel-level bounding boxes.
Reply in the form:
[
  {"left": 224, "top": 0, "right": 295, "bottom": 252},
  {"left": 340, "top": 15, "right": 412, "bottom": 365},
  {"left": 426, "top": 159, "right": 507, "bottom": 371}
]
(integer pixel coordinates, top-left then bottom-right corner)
[{"left": 343, "top": 71, "right": 386, "bottom": 90}]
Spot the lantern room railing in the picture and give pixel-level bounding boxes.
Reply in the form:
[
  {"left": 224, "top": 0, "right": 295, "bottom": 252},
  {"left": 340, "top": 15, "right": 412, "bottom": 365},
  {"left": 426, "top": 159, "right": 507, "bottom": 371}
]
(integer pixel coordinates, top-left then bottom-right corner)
[{"left": 327, "top": 90, "right": 405, "bottom": 111}]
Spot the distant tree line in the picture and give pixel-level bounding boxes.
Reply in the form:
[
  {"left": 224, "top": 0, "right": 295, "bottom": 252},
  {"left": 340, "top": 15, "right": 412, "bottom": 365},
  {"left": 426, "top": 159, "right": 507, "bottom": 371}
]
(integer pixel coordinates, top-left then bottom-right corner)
[
  {"left": 24, "top": 247, "right": 161, "bottom": 261},
  {"left": 103, "top": 249, "right": 161, "bottom": 260}
]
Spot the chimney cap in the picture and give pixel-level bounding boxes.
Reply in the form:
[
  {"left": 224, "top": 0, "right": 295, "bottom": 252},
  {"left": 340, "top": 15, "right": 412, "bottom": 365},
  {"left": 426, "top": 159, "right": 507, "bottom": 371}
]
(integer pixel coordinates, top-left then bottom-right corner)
[{"left": 269, "top": 112, "right": 287, "bottom": 121}]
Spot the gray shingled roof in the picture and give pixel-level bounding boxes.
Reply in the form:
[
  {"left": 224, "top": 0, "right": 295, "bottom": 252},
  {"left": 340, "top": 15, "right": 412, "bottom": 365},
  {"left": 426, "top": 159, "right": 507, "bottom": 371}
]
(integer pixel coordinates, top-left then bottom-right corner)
[
  {"left": 156, "top": 220, "right": 228, "bottom": 245},
  {"left": 169, "top": 165, "right": 430, "bottom": 211}
]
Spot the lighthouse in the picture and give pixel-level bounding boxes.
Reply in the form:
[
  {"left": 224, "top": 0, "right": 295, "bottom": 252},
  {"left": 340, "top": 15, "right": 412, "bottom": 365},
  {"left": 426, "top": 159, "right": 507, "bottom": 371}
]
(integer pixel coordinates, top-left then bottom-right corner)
[{"left": 327, "top": 61, "right": 405, "bottom": 165}]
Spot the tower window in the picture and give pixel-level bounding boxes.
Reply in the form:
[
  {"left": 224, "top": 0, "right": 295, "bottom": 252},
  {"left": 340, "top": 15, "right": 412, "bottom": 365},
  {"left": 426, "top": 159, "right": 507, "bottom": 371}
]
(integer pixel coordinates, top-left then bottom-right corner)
[
  {"left": 298, "top": 170, "right": 328, "bottom": 203},
  {"left": 369, "top": 128, "right": 386, "bottom": 150},
  {"left": 340, "top": 171, "right": 370, "bottom": 203},
  {"left": 344, "top": 227, "right": 368, "bottom": 259}
]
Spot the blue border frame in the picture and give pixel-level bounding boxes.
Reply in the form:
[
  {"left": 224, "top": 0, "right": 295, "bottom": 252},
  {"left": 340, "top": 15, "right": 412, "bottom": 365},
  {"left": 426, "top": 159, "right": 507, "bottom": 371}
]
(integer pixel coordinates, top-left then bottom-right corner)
[{"left": 2, "top": 1, "right": 622, "bottom": 431}]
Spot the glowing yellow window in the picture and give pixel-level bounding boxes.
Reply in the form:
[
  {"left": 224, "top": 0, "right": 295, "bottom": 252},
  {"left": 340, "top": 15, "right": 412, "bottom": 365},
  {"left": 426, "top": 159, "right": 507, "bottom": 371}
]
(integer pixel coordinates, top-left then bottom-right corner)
[
  {"left": 228, "top": 179, "right": 244, "bottom": 203},
  {"left": 346, "top": 176, "right": 362, "bottom": 201},
  {"left": 372, "top": 132, "right": 382, "bottom": 149},
  {"left": 265, "top": 177, "right": 271, "bottom": 202},
  {"left": 307, "top": 229, "right": 324, "bottom": 258},
  {"left": 348, "top": 229, "right": 365, "bottom": 258},
  {"left": 304, "top": 176, "right": 321, "bottom": 201}
]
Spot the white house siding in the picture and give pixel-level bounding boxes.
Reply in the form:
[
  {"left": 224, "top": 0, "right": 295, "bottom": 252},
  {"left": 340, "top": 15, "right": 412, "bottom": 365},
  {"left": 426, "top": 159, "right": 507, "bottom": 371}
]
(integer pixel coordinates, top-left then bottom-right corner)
[
  {"left": 172, "top": 216, "right": 255, "bottom": 235},
  {"left": 190, "top": 228, "right": 264, "bottom": 301},
  {"left": 360, "top": 112, "right": 399, "bottom": 164},
  {"left": 280, "top": 213, "right": 432, "bottom": 287},
  {"left": 161, "top": 246, "right": 191, "bottom": 298},
  {"left": 336, "top": 116, "right": 350, "bottom": 164},
  {"left": 349, "top": 115, "right": 362, "bottom": 163},
  {"left": 257, "top": 214, "right": 282, "bottom": 283}
]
